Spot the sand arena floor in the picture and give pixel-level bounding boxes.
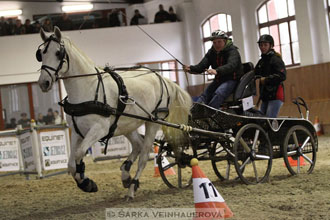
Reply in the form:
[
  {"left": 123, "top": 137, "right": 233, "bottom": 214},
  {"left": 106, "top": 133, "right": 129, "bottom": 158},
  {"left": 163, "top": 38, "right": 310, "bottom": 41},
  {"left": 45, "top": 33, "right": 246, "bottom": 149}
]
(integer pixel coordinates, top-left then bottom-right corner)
[{"left": 1, "top": 136, "right": 330, "bottom": 220}]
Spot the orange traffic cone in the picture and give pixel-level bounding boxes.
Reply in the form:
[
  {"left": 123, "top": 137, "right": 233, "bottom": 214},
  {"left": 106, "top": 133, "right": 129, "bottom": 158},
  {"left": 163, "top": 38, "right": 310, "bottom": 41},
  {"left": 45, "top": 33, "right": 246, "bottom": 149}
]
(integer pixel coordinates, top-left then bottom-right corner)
[
  {"left": 314, "top": 116, "right": 323, "bottom": 136},
  {"left": 288, "top": 156, "right": 306, "bottom": 167},
  {"left": 153, "top": 145, "right": 175, "bottom": 177},
  {"left": 191, "top": 158, "right": 233, "bottom": 219}
]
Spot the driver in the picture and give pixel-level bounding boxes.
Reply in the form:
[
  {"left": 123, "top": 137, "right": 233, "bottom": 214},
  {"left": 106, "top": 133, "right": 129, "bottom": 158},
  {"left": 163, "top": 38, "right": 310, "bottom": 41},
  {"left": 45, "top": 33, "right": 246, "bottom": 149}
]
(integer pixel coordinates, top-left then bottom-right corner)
[
  {"left": 255, "top": 34, "right": 286, "bottom": 118},
  {"left": 183, "top": 30, "right": 243, "bottom": 109}
]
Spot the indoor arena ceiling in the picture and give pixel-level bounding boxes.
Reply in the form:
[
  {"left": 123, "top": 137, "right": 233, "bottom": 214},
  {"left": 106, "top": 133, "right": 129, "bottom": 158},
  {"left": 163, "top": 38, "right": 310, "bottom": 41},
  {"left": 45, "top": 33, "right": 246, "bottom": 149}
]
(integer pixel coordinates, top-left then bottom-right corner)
[{"left": 0, "top": 0, "right": 143, "bottom": 4}]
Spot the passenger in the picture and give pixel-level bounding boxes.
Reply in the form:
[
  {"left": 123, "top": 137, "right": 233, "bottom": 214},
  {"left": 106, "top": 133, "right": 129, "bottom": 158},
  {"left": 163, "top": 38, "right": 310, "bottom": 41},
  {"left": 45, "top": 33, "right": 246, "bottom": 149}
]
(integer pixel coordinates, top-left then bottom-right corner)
[
  {"left": 255, "top": 34, "right": 286, "bottom": 118},
  {"left": 183, "top": 30, "right": 243, "bottom": 109}
]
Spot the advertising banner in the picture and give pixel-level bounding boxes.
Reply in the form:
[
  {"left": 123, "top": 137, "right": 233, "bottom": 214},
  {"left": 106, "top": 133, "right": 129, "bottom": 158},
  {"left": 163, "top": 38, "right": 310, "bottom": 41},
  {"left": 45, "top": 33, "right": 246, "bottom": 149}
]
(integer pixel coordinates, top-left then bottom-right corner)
[
  {"left": 0, "top": 136, "right": 20, "bottom": 172},
  {"left": 39, "top": 130, "right": 68, "bottom": 170},
  {"left": 92, "top": 135, "right": 131, "bottom": 160},
  {"left": 19, "top": 131, "right": 36, "bottom": 172}
]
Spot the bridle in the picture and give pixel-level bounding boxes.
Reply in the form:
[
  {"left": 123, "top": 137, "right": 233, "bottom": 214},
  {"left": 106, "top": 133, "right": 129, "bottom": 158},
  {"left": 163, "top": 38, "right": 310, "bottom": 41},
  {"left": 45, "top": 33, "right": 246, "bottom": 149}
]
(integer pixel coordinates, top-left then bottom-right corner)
[{"left": 36, "top": 34, "right": 70, "bottom": 82}]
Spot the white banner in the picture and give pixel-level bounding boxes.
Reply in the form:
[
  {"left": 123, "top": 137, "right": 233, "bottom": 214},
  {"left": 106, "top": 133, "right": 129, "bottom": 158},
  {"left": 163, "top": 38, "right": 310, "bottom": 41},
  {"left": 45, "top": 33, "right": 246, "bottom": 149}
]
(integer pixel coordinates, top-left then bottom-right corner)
[
  {"left": 0, "top": 136, "right": 20, "bottom": 172},
  {"left": 39, "top": 130, "right": 68, "bottom": 170},
  {"left": 92, "top": 135, "right": 131, "bottom": 160},
  {"left": 19, "top": 132, "right": 36, "bottom": 172}
]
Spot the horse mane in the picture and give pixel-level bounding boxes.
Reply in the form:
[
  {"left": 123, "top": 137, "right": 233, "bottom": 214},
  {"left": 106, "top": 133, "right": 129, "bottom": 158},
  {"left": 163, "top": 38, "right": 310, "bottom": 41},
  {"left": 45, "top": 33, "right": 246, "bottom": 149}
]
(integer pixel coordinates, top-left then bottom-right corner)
[{"left": 62, "top": 36, "right": 96, "bottom": 67}]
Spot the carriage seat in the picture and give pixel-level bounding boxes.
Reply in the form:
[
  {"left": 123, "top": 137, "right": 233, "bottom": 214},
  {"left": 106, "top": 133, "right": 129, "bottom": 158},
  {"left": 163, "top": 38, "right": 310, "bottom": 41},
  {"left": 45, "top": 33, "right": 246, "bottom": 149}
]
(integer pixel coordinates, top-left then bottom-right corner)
[{"left": 223, "top": 62, "right": 256, "bottom": 103}]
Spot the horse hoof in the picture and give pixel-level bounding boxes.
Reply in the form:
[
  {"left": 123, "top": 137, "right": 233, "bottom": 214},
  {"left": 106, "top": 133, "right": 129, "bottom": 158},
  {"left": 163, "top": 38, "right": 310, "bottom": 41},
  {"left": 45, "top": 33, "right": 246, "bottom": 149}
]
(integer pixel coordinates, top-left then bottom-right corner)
[
  {"left": 124, "top": 195, "right": 134, "bottom": 201},
  {"left": 122, "top": 176, "right": 131, "bottom": 188},
  {"left": 77, "top": 178, "right": 98, "bottom": 192}
]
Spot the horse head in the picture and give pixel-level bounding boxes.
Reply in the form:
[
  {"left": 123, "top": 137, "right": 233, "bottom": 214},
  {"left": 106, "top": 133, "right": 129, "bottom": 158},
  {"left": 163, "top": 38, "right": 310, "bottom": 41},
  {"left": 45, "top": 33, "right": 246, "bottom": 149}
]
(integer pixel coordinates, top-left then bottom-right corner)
[{"left": 37, "top": 26, "right": 68, "bottom": 92}]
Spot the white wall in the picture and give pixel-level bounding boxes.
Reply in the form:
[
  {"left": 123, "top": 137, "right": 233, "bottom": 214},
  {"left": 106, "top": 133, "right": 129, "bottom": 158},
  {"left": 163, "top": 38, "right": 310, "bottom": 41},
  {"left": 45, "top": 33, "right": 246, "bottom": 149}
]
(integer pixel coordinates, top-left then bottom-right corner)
[{"left": 0, "top": 22, "right": 186, "bottom": 85}]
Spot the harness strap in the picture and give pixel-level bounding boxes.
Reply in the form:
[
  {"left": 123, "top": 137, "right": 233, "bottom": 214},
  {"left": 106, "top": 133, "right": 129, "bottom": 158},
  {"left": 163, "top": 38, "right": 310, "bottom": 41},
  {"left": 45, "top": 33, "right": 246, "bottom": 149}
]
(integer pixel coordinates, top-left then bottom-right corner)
[{"left": 100, "top": 68, "right": 128, "bottom": 154}]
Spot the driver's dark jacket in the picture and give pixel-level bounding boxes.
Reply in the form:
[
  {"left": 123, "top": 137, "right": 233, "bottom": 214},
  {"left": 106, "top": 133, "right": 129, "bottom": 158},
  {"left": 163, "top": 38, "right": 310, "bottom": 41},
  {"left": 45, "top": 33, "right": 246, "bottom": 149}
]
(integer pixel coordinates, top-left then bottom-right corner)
[
  {"left": 255, "top": 50, "right": 286, "bottom": 101},
  {"left": 189, "top": 42, "right": 243, "bottom": 83}
]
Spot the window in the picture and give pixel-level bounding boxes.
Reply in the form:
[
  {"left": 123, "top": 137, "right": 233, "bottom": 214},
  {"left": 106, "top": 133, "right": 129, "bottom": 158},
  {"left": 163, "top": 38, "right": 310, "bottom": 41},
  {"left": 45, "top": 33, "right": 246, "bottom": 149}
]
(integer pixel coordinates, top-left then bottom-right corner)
[
  {"left": 0, "top": 82, "right": 63, "bottom": 130},
  {"left": 138, "top": 60, "right": 179, "bottom": 83},
  {"left": 201, "top": 13, "right": 232, "bottom": 80},
  {"left": 257, "top": 0, "right": 300, "bottom": 66}
]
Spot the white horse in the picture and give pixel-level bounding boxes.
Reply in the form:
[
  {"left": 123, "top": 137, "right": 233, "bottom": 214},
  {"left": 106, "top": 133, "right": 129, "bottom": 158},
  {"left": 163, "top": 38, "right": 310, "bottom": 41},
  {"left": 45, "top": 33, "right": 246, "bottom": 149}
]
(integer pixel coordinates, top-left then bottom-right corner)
[{"left": 37, "top": 27, "right": 192, "bottom": 199}]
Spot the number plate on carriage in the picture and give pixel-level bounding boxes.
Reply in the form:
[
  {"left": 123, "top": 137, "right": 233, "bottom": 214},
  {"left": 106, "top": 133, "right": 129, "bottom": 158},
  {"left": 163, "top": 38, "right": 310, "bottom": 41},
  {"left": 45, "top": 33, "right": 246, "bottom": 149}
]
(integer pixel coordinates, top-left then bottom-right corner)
[{"left": 242, "top": 96, "right": 254, "bottom": 111}]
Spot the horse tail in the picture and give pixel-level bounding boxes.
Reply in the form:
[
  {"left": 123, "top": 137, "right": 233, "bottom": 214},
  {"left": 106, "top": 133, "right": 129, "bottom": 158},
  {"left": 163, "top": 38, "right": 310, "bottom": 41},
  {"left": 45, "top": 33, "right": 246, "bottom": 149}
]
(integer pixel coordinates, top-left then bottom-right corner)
[{"left": 162, "top": 79, "right": 192, "bottom": 153}]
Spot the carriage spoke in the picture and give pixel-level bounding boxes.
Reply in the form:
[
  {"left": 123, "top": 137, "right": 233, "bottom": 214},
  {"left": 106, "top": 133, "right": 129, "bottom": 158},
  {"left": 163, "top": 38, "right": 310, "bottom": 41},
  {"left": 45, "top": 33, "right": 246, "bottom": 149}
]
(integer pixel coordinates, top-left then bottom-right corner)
[
  {"left": 240, "top": 157, "right": 251, "bottom": 170},
  {"left": 287, "top": 150, "right": 297, "bottom": 157},
  {"left": 252, "top": 130, "right": 260, "bottom": 151},
  {"left": 177, "top": 167, "right": 182, "bottom": 188},
  {"left": 255, "top": 154, "right": 270, "bottom": 160},
  {"left": 301, "top": 153, "right": 313, "bottom": 165},
  {"left": 300, "top": 136, "right": 310, "bottom": 150},
  {"left": 239, "top": 137, "right": 251, "bottom": 153},
  {"left": 225, "top": 163, "right": 231, "bottom": 179},
  {"left": 297, "top": 157, "right": 301, "bottom": 173},
  {"left": 252, "top": 161, "right": 259, "bottom": 182},
  {"left": 293, "top": 132, "right": 299, "bottom": 148}
]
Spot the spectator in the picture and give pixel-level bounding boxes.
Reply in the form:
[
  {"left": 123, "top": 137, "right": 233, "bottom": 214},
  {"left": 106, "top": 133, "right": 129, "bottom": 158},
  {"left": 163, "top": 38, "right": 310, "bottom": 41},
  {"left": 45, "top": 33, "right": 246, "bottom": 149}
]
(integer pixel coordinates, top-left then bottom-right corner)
[
  {"left": 54, "top": 110, "right": 61, "bottom": 124},
  {"left": 168, "top": 6, "right": 179, "bottom": 22},
  {"left": 6, "top": 18, "right": 15, "bottom": 35},
  {"left": 24, "top": 19, "right": 34, "bottom": 34},
  {"left": 43, "top": 108, "right": 55, "bottom": 125},
  {"left": 6, "top": 118, "right": 17, "bottom": 129},
  {"left": 57, "top": 13, "right": 74, "bottom": 31},
  {"left": 0, "top": 16, "right": 8, "bottom": 36},
  {"left": 108, "top": 9, "right": 121, "bottom": 27},
  {"left": 255, "top": 34, "right": 286, "bottom": 118},
  {"left": 154, "top": 4, "right": 170, "bottom": 23},
  {"left": 42, "top": 18, "right": 53, "bottom": 32},
  {"left": 36, "top": 113, "right": 45, "bottom": 126},
  {"left": 33, "top": 20, "right": 41, "bottom": 33},
  {"left": 13, "top": 19, "right": 25, "bottom": 35},
  {"left": 18, "top": 113, "right": 30, "bottom": 128},
  {"left": 130, "top": 9, "right": 145, "bottom": 25}
]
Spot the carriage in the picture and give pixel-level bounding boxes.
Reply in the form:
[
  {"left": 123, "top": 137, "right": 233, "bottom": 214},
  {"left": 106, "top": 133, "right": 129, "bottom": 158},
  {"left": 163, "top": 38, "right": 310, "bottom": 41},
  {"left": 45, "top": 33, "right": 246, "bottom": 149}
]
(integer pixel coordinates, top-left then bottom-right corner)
[
  {"left": 156, "top": 63, "right": 317, "bottom": 188},
  {"left": 36, "top": 27, "right": 317, "bottom": 199}
]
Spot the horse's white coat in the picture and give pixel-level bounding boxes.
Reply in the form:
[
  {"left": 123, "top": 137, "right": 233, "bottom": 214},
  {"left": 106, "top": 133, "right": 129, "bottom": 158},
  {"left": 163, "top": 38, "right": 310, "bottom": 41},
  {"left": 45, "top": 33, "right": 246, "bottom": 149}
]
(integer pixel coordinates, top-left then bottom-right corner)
[{"left": 37, "top": 27, "right": 192, "bottom": 199}]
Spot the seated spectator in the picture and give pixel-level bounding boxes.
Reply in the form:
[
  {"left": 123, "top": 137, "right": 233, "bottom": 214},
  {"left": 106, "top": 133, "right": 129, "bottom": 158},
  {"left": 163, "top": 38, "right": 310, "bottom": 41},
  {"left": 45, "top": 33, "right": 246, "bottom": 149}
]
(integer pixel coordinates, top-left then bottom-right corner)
[
  {"left": 13, "top": 19, "right": 25, "bottom": 35},
  {"left": 33, "top": 20, "right": 41, "bottom": 33},
  {"left": 18, "top": 113, "right": 30, "bottom": 128},
  {"left": 24, "top": 19, "right": 34, "bottom": 34},
  {"left": 0, "top": 16, "right": 9, "bottom": 36},
  {"left": 54, "top": 110, "right": 61, "bottom": 124},
  {"left": 154, "top": 4, "right": 170, "bottom": 23},
  {"left": 43, "top": 108, "right": 55, "bottom": 125},
  {"left": 6, "top": 18, "right": 14, "bottom": 35},
  {"left": 168, "top": 6, "right": 180, "bottom": 22},
  {"left": 36, "top": 113, "right": 45, "bottom": 126},
  {"left": 42, "top": 18, "right": 53, "bottom": 32},
  {"left": 108, "top": 9, "right": 121, "bottom": 27},
  {"left": 130, "top": 9, "right": 145, "bottom": 25},
  {"left": 57, "top": 13, "right": 74, "bottom": 31},
  {"left": 6, "top": 118, "right": 17, "bottom": 129}
]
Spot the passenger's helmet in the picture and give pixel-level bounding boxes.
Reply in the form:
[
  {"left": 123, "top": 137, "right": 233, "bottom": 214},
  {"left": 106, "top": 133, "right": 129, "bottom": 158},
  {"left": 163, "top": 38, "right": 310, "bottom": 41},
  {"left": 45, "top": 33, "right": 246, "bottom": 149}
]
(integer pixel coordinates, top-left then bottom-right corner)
[
  {"left": 210, "top": 30, "right": 228, "bottom": 40},
  {"left": 257, "top": 34, "right": 274, "bottom": 46}
]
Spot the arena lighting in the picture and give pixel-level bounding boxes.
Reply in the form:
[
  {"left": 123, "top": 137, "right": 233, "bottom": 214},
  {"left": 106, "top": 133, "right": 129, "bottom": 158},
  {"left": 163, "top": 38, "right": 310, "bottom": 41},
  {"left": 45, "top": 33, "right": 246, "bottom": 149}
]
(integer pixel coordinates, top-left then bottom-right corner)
[
  {"left": 0, "top": 9, "right": 22, "bottom": 17},
  {"left": 62, "top": 4, "right": 93, "bottom": 13}
]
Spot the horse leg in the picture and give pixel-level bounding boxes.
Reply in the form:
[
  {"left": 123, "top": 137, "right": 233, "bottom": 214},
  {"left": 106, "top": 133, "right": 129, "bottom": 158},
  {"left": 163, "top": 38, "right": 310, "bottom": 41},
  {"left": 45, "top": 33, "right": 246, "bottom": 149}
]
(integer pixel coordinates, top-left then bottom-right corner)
[
  {"left": 121, "top": 131, "right": 143, "bottom": 188},
  {"left": 126, "top": 123, "right": 160, "bottom": 200},
  {"left": 73, "top": 124, "right": 108, "bottom": 193}
]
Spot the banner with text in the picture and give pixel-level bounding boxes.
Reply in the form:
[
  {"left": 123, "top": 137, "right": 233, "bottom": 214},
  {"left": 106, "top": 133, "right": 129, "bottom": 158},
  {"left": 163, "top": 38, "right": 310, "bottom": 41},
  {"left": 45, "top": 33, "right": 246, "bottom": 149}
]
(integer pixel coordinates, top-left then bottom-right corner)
[
  {"left": 19, "top": 131, "right": 36, "bottom": 172},
  {"left": 92, "top": 135, "right": 131, "bottom": 160},
  {"left": 0, "top": 136, "right": 20, "bottom": 172},
  {"left": 39, "top": 130, "right": 68, "bottom": 170}
]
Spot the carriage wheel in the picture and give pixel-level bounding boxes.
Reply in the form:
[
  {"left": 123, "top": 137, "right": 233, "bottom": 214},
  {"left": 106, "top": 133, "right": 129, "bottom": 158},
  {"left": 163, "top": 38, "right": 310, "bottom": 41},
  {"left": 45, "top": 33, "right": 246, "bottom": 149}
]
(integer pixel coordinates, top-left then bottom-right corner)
[
  {"left": 283, "top": 125, "right": 316, "bottom": 175},
  {"left": 233, "top": 123, "right": 272, "bottom": 185},
  {"left": 156, "top": 142, "right": 192, "bottom": 189},
  {"left": 211, "top": 141, "right": 240, "bottom": 181}
]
